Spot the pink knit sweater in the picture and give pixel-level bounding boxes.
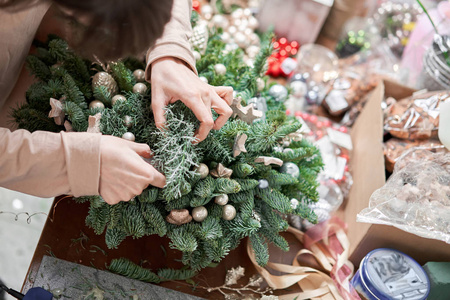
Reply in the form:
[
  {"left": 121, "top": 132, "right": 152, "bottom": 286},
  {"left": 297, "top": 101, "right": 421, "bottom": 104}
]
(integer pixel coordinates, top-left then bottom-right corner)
[{"left": 0, "top": 0, "right": 196, "bottom": 197}]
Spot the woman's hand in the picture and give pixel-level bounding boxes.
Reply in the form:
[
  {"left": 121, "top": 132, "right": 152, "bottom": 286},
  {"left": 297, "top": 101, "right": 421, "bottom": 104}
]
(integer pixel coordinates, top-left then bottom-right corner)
[
  {"left": 99, "top": 135, "right": 165, "bottom": 205},
  {"left": 150, "top": 57, "right": 233, "bottom": 142}
]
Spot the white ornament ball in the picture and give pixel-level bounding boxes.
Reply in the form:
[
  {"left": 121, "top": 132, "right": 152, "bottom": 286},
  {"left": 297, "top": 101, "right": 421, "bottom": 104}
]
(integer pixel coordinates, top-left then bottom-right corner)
[
  {"left": 248, "top": 16, "right": 259, "bottom": 30},
  {"left": 250, "top": 33, "right": 260, "bottom": 46},
  {"left": 133, "top": 83, "right": 147, "bottom": 95},
  {"left": 238, "top": 23, "right": 249, "bottom": 33},
  {"left": 201, "top": 4, "right": 213, "bottom": 17},
  {"left": 192, "top": 206, "right": 208, "bottom": 222},
  {"left": 222, "top": 204, "right": 237, "bottom": 221},
  {"left": 133, "top": 69, "right": 145, "bottom": 82},
  {"left": 256, "top": 78, "right": 265, "bottom": 91},
  {"left": 290, "top": 81, "right": 308, "bottom": 98},
  {"left": 221, "top": 32, "right": 232, "bottom": 44},
  {"left": 231, "top": 8, "right": 244, "bottom": 19},
  {"left": 215, "top": 194, "right": 229, "bottom": 206},
  {"left": 280, "top": 162, "right": 300, "bottom": 178},
  {"left": 214, "top": 64, "right": 227, "bottom": 75},
  {"left": 234, "top": 32, "right": 248, "bottom": 48},
  {"left": 194, "top": 163, "right": 209, "bottom": 179},
  {"left": 122, "top": 132, "right": 135, "bottom": 142},
  {"left": 232, "top": 18, "right": 242, "bottom": 27},
  {"left": 89, "top": 100, "right": 104, "bottom": 109},
  {"left": 269, "top": 84, "right": 288, "bottom": 102},
  {"left": 193, "top": 50, "right": 201, "bottom": 61},
  {"left": 112, "top": 95, "right": 126, "bottom": 106},
  {"left": 212, "top": 14, "right": 229, "bottom": 29},
  {"left": 290, "top": 198, "right": 299, "bottom": 210},
  {"left": 246, "top": 45, "right": 260, "bottom": 58},
  {"left": 227, "top": 25, "right": 237, "bottom": 35},
  {"left": 243, "top": 8, "right": 252, "bottom": 17},
  {"left": 123, "top": 115, "right": 133, "bottom": 128},
  {"left": 243, "top": 28, "right": 253, "bottom": 38},
  {"left": 258, "top": 179, "right": 269, "bottom": 189},
  {"left": 199, "top": 76, "right": 208, "bottom": 84}
]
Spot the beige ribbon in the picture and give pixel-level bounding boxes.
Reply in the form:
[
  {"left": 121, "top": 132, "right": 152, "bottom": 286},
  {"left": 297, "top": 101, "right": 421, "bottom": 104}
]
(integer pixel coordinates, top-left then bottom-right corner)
[{"left": 247, "top": 223, "right": 357, "bottom": 300}]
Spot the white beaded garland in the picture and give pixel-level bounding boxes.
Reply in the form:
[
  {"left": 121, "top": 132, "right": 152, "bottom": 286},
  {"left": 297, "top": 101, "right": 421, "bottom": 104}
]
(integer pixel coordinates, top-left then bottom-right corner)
[
  {"left": 122, "top": 132, "right": 135, "bottom": 142},
  {"left": 133, "top": 83, "right": 147, "bottom": 95},
  {"left": 133, "top": 69, "right": 145, "bottom": 82},
  {"left": 214, "top": 64, "right": 227, "bottom": 75},
  {"left": 192, "top": 206, "right": 208, "bottom": 222},
  {"left": 222, "top": 204, "right": 237, "bottom": 221},
  {"left": 112, "top": 95, "right": 126, "bottom": 106},
  {"left": 89, "top": 100, "right": 104, "bottom": 109},
  {"left": 215, "top": 194, "right": 229, "bottom": 206}
]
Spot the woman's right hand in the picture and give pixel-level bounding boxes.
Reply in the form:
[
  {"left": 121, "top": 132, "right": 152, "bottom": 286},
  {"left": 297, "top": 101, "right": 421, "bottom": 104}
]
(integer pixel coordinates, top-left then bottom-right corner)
[{"left": 99, "top": 135, "right": 165, "bottom": 205}]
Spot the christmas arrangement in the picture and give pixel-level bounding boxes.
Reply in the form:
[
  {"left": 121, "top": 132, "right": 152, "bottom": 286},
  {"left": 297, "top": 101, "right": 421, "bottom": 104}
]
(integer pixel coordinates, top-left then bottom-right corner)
[{"left": 14, "top": 26, "right": 323, "bottom": 281}]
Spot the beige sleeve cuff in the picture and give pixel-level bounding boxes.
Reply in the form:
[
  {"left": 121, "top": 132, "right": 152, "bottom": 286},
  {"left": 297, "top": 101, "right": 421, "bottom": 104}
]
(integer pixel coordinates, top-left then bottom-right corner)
[
  {"left": 145, "top": 0, "right": 197, "bottom": 81},
  {"left": 61, "top": 131, "right": 101, "bottom": 197},
  {"left": 0, "top": 128, "right": 101, "bottom": 198}
]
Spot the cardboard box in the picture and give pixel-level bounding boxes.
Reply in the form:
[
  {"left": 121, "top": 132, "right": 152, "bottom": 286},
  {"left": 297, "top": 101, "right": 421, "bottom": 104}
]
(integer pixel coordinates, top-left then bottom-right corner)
[
  {"left": 342, "top": 80, "right": 450, "bottom": 267},
  {"left": 257, "top": 0, "right": 334, "bottom": 45}
]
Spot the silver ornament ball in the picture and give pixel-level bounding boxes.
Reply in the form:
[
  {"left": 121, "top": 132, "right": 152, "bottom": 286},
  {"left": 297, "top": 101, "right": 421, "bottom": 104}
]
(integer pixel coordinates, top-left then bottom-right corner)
[
  {"left": 122, "top": 132, "right": 135, "bottom": 142},
  {"left": 290, "top": 198, "right": 299, "bottom": 210},
  {"left": 133, "top": 69, "right": 145, "bottom": 82},
  {"left": 280, "top": 162, "right": 300, "bottom": 178},
  {"left": 89, "top": 100, "right": 104, "bottom": 109},
  {"left": 258, "top": 179, "right": 269, "bottom": 189},
  {"left": 222, "top": 204, "right": 237, "bottom": 221},
  {"left": 290, "top": 80, "right": 308, "bottom": 98},
  {"left": 123, "top": 115, "right": 133, "bottom": 128},
  {"left": 201, "top": 4, "right": 213, "bottom": 17},
  {"left": 133, "top": 83, "right": 148, "bottom": 95},
  {"left": 194, "top": 163, "right": 209, "bottom": 179},
  {"left": 214, "top": 63, "right": 227, "bottom": 75},
  {"left": 112, "top": 94, "right": 126, "bottom": 106},
  {"left": 227, "top": 25, "right": 237, "bottom": 35},
  {"left": 192, "top": 206, "right": 208, "bottom": 222},
  {"left": 215, "top": 194, "right": 229, "bottom": 206},
  {"left": 199, "top": 76, "right": 209, "bottom": 84},
  {"left": 269, "top": 84, "right": 288, "bottom": 102}
]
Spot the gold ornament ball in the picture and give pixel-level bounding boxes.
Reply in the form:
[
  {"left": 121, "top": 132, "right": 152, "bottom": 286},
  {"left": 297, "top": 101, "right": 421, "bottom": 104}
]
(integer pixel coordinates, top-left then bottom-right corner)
[
  {"left": 214, "top": 64, "right": 227, "bottom": 75},
  {"left": 133, "top": 83, "right": 148, "bottom": 95},
  {"left": 222, "top": 204, "right": 236, "bottom": 221},
  {"left": 89, "top": 100, "right": 105, "bottom": 109},
  {"left": 92, "top": 71, "right": 119, "bottom": 95},
  {"left": 194, "top": 163, "right": 209, "bottom": 179},
  {"left": 112, "top": 94, "right": 126, "bottom": 106},
  {"left": 123, "top": 115, "right": 133, "bottom": 128},
  {"left": 122, "top": 132, "right": 135, "bottom": 142},
  {"left": 192, "top": 206, "right": 208, "bottom": 222},
  {"left": 133, "top": 69, "right": 146, "bottom": 82},
  {"left": 215, "top": 194, "right": 229, "bottom": 206}
]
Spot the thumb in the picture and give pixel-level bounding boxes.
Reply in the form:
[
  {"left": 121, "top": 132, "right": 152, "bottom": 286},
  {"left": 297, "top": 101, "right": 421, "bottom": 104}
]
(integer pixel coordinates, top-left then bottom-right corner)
[{"left": 130, "top": 142, "right": 152, "bottom": 158}]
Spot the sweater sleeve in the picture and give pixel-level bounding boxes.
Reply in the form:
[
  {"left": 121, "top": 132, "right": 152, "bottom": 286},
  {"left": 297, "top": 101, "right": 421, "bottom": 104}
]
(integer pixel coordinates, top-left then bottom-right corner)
[
  {"left": 145, "top": 0, "right": 197, "bottom": 80},
  {"left": 0, "top": 128, "right": 101, "bottom": 198}
]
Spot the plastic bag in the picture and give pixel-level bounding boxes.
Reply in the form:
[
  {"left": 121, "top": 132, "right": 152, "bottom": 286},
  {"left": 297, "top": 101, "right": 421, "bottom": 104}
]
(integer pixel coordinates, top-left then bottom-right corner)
[{"left": 357, "top": 148, "right": 450, "bottom": 243}]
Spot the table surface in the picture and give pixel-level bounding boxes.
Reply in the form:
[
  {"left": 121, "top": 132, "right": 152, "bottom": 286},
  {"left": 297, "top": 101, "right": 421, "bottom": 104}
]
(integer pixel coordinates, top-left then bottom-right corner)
[{"left": 22, "top": 196, "right": 316, "bottom": 298}]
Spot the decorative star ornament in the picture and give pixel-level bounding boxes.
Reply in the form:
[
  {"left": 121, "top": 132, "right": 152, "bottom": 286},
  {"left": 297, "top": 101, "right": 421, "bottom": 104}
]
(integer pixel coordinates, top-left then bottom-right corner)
[
  {"left": 48, "top": 98, "right": 65, "bottom": 125},
  {"left": 210, "top": 163, "right": 233, "bottom": 178},
  {"left": 233, "top": 133, "right": 248, "bottom": 157},
  {"left": 239, "top": 104, "right": 263, "bottom": 124},
  {"left": 254, "top": 156, "right": 284, "bottom": 166},
  {"left": 230, "top": 97, "right": 244, "bottom": 118},
  {"left": 87, "top": 113, "right": 102, "bottom": 133}
]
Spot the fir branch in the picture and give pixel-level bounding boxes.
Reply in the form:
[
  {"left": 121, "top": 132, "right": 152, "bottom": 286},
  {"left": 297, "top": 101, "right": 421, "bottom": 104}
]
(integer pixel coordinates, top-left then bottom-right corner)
[
  {"left": 158, "top": 268, "right": 197, "bottom": 282},
  {"left": 169, "top": 227, "right": 198, "bottom": 253},
  {"left": 223, "top": 215, "right": 260, "bottom": 239},
  {"left": 233, "top": 179, "right": 259, "bottom": 192},
  {"left": 198, "top": 217, "right": 223, "bottom": 240},
  {"left": 230, "top": 163, "right": 254, "bottom": 178},
  {"left": 48, "top": 38, "right": 69, "bottom": 61},
  {"left": 249, "top": 233, "right": 269, "bottom": 267},
  {"left": 214, "top": 178, "right": 241, "bottom": 194},
  {"left": 229, "top": 190, "right": 255, "bottom": 204},
  {"left": 256, "top": 188, "right": 292, "bottom": 214},
  {"left": 85, "top": 204, "right": 109, "bottom": 235},
  {"left": 108, "top": 258, "right": 160, "bottom": 283},
  {"left": 26, "top": 55, "right": 51, "bottom": 81},
  {"left": 193, "top": 176, "right": 216, "bottom": 200},
  {"left": 140, "top": 203, "right": 167, "bottom": 237},
  {"left": 63, "top": 74, "right": 87, "bottom": 107},
  {"left": 64, "top": 101, "right": 88, "bottom": 132},
  {"left": 93, "top": 86, "right": 112, "bottom": 105},
  {"left": 105, "top": 227, "right": 127, "bottom": 249},
  {"left": 138, "top": 188, "right": 159, "bottom": 203},
  {"left": 121, "top": 204, "right": 146, "bottom": 239},
  {"left": 203, "top": 238, "right": 231, "bottom": 262},
  {"left": 110, "top": 61, "right": 136, "bottom": 92}
]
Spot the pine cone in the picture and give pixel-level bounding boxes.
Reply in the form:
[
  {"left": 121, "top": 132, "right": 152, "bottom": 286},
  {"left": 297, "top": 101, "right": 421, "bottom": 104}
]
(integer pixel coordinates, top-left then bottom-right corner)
[{"left": 92, "top": 71, "right": 119, "bottom": 95}]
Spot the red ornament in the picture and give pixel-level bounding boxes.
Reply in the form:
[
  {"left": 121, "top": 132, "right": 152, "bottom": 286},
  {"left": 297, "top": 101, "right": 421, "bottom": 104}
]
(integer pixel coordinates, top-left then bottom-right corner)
[
  {"left": 339, "top": 126, "right": 348, "bottom": 133},
  {"left": 323, "top": 120, "right": 332, "bottom": 127},
  {"left": 192, "top": 0, "right": 201, "bottom": 12},
  {"left": 309, "top": 115, "right": 318, "bottom": 123},
  {"left": 316, "top": 131, "right": 324, "bottom": 139},
  {"left": 294, "top": 111, "right": 302, "bottom": 117},
  {"left": 286, "top": 109, "right": 291, "bottom": 115}
]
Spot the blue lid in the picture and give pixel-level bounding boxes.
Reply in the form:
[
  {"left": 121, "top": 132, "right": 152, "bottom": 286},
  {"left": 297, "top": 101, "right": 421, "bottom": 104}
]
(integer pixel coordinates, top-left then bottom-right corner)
[{"left": 359, "top": 248, "right": 430, "bottom": 300}]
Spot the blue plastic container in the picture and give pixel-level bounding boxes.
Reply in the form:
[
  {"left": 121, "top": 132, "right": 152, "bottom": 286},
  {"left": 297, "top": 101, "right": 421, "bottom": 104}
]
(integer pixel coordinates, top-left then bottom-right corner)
[{"left": 351, "top": 248, "right": 430, "bottom": 300}]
